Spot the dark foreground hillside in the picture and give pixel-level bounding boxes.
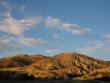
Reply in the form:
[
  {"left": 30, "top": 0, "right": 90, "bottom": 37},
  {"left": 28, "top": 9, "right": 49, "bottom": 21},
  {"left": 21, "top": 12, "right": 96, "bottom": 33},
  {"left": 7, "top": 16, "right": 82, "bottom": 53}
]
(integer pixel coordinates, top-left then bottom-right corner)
[{"left": 0, "top": 80, "right": 110, "bottom": 83}]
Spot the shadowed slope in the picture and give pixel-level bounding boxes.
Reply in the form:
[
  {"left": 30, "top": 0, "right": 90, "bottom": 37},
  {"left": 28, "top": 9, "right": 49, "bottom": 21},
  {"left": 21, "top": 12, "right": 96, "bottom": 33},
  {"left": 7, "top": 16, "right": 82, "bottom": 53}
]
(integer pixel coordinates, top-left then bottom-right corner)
[{"left": 0, "top": 54, "right": 47, "bottom": 68}]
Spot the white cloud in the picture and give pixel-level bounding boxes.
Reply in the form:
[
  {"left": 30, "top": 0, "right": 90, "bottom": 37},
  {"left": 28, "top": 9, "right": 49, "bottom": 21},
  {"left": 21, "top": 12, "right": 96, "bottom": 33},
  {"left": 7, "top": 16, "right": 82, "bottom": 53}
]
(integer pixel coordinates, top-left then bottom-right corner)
[
  {"left": 45, "top": 16, "right": 61, "bottom": 28},
  {"left": 0, "top": 35, "right": 19, "bottom": 51},
  {"left": 62, "top": 23, "right": 79, "bottom": 29},
  {"left": 62, "top": 23, "right": 91, "bottom": 35},
  {"left": 103, "top": 34, "right": 110, "bottom": 43},
  {"left": 0, "top": 35, "right": 47, "bottom": 51},
  {"left": 0, "top": 1, "right": 92, "bottom": 53},
  {"left": 78, "top": 34, "right": 110, "bottom": 55},
  {"left": 18, "top": 5, "right": 27, "bottom": 14},
  {"left": 17, "top": 37, "right": 46, "bottom": 47},
  {"left": 45, "top": 16, "right": 91, "bottom": 35},
  {"left": 0, "top": 1, "right": 15, "bottom": 11},
  {"left": 66, "top": 27, "right": 91, "bottom": 35},
  {"left": 52, "top": 34, "right": 63, "bottom": 40},
  {"left": 45, "top": 48, "right": 57, "bottom": 53},
  {"left": 104, "top": 48, "right": 110, "bottom": 53},
  {"left": 0, "top": 2, "right": 46, "bottom": 51},
  {"left": 78, "top": 43, "right": 104, "bottom": 55},
  {"left": 0, "top": 12, "right": 41, "bottom": 36},
  {"left": 19, "top": 5, "right": 26, "bottom": 11}
]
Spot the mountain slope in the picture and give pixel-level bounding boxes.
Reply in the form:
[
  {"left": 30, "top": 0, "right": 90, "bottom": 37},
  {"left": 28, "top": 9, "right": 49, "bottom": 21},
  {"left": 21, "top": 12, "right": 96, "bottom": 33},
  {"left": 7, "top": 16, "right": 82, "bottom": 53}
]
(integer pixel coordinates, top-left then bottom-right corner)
[
  {"left": 74, "top": 67, "right": 110, "bottom": 81},
  {"left": 26, "top": 52, "right": 110, "bottom": 79},
  {"left": 0, "top": 54, "right": 47, "bottom": 68},
  {"left": 0, "top": 52, "right": 110, "bottom": 80}
]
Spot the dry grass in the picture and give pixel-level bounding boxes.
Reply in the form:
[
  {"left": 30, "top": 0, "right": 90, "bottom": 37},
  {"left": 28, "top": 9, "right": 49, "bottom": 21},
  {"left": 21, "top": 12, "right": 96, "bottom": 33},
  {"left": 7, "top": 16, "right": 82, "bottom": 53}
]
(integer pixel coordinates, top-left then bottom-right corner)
[{"left": 74, "top": 67, "right": 110, "bottom": 80}]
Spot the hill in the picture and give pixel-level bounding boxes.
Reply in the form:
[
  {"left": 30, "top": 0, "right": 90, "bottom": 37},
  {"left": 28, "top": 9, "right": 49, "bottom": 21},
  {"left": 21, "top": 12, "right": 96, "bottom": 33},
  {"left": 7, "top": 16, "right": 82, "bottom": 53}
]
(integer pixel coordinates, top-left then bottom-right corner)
[
  {"left": 0, "top": 52, "right": 110, "bottom": 81},
  {"left": 26, "top": 52, "right": 110, "bottom": 79},
  {"left": 0, "top": 54, "right": 47, "bottom": 68}
]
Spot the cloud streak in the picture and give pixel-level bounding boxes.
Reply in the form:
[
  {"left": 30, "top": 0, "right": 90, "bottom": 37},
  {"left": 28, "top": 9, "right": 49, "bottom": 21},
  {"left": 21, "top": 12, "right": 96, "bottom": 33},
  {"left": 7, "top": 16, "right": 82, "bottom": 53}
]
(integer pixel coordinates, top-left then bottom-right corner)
[
  {"left": 0, "top": 1, "right": 15, "bottom": 11},
  {"left": 45, "top": 16, "right": 91, "bottom": 35},
  {"left": 0, "top": 35, "right": 19, "bottom": 51},
  {"left": 0, "top": 12, "right": 41, "bottom": 36},
  {"left": 45, "top": 16, "right": 61, "bottom": 28},
  {"left": 0, "top": 35, "right": 47, "bottom": 51},
  {"left": 103, "top": 34, "right": 110, "bottom": 43},
  {"left": 52, "top": 34, "right": 63, "bottom": 40},
  {"left": 17, "top": 37, "right": 46, "bottom": 47},
  {"left": 45, "top": 48, "right": 56, "bottom": 53},
  {"left": 78, "top": 42, "right": 104, "bottom": 55}
]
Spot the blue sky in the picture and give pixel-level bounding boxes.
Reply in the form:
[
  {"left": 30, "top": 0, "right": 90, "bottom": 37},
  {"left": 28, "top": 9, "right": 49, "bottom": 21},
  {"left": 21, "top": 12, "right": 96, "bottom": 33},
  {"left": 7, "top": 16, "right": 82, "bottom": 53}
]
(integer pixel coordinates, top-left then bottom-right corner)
[{"left": 0, "top": 0, "right": 110, "bottom": 60}]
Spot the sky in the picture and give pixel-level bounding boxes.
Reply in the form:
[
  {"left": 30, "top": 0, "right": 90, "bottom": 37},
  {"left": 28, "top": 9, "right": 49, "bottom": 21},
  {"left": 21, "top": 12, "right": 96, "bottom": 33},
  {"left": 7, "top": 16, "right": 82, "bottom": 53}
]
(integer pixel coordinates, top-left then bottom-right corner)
[{"left": 0, "top": 0, "right": 110, "bottom": 60}]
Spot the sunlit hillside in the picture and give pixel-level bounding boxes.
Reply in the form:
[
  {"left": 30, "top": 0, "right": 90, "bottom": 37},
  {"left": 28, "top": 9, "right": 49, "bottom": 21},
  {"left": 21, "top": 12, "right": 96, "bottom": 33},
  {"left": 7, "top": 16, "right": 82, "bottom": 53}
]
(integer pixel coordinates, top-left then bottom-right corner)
[
  {"left": 0, "top": 52, "right": 110, "bottom": 81},
  {"left": 74, "top": 67, "right": 110, "bottom": 81}
]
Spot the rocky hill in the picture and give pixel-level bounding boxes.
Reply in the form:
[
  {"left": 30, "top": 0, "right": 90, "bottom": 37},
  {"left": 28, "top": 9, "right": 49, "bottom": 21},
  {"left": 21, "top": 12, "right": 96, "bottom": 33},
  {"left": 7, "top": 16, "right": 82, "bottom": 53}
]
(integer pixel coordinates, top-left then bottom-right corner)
[
  {"left": 0, "top": 52, "right": 110, "bottom": 81},
  {"left": 74, "top": 67, "right": 110, "bottom": 81},
  {"left": 0, "top": 54, "right": 47, "bottom": 68},
  {"left": 26, "top": 52, "right": 110, "bottom": 79}
]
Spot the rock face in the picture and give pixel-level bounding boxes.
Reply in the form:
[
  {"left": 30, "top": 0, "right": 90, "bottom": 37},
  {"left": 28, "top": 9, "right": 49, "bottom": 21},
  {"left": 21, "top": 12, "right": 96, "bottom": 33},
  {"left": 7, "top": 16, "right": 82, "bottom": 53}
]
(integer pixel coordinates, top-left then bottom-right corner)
[
  {"left": 74, "top": 67, "right": 110, "bottom": 81},
  {"left": 0, "top": 52, "right": 110, "bottom": 80}
]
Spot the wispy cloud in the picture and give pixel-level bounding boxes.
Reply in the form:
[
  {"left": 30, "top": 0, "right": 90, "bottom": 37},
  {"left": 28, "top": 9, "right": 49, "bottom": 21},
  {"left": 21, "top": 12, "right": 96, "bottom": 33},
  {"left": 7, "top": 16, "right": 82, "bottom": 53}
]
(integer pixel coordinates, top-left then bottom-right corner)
[
  {"left": 0, "top": 35, "right": 19, "bottom": 51},
  {"left": 0, "top": 1, "right": 15, "bottom": 12},
  {"left": 52, "top": 34, "right": 63, "bottom": 40},
  {"left": 0, "top": 1, "right": 46, "bottom": 52},
  {"left": 78, "top": 34, "right": 110, "bottom": 55},
  {"left": 17, "top": 37, "right": 46, "bottom": 47},
  {"left": 78, "top": 42, "right": 104, "bottom": 55},
  {"left": 45, "top": 48, "right": 56, "bottom": 53},
  {"left": 104, "top": 48, "right": 110, "bottom": 53},
  {"left": 63, "top": 23, "right": 91, "bottom": 35},
  {"left": 45, "top": 16, "right": 61, "bottom": 28},
  {"left": 45, "top": 16, "right": 91, "bottom": 35},
  {"left": 0, "top": 1, "right": 92, "bottom": 53},
  {"left": 0, "top": 12, "right": 41, "bottom": 36},
  {"left": 45, "top": 47, "right": 60, "bottom": 53},
  {"left": 0, "top": 35, "right": 47, "bottom": 51},
  {"left": 0, "top": 5, "right": 91, "bottom": 37},
  {"left": 103, "top": 34, "right": 110, "bottom": 43},
  {"left": 18, "top": 5, "right": 27, "bottom": 14}
]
